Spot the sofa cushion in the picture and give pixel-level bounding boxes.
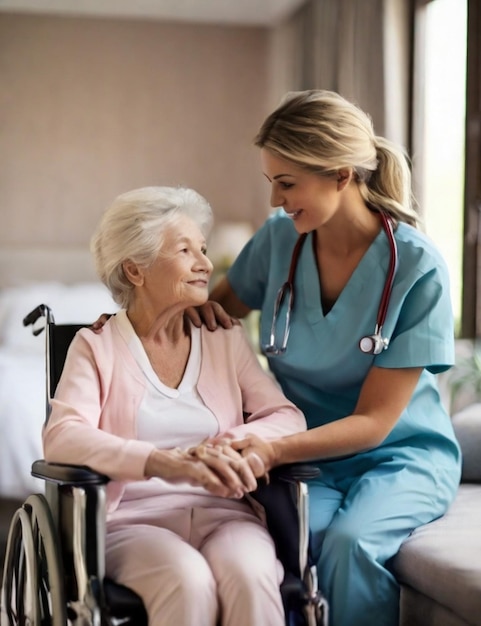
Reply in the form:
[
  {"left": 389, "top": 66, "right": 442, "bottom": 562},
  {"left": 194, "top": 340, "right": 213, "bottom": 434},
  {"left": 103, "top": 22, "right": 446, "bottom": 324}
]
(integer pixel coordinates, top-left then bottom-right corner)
[
  {"left": 452, "top": 403, "right": 481, "bottom": 482},
  {"left": 393, "top": 484, "right": 481, "bottom": 625},
  {"left": 399, "top": 585, "right": 473, "bottom": 626}
]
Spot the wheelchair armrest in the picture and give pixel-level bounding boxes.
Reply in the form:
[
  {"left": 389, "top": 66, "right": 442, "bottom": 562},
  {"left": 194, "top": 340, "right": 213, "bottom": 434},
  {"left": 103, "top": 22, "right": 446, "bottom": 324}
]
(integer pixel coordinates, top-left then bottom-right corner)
[
  {"left": 269, "top": 462, "right": 320, "bottom": 483},
  {"left": 32, "top": 459, "right": 111, "bottom": 603},
  {"left": 32, "top": 459, "right": 110, "bottom": 486}
]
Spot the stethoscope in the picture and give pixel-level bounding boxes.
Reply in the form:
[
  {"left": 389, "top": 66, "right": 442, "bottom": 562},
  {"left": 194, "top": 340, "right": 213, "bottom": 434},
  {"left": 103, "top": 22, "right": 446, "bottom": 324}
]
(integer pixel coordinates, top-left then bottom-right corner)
[{"left": 263, "top": 212, "right": 398, "bottom": 356}]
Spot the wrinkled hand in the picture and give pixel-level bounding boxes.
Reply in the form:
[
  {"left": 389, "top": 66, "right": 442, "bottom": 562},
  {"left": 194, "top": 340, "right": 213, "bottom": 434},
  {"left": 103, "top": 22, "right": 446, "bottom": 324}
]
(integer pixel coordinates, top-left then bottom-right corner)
[
  {"left": 231, "top": 435, "right": 278, "bottom": 474},
  {"left": 90, "top": 313, "right": 113, "bottom": 334},
  {"left": 188, "top": 441, "right": 265, "bottom": 493},
  {"left": 145, "top": 446, "right": 254, "bottom": 499},
  {"left": 185, "top": 301, "right": 240, "bottom": 331}
]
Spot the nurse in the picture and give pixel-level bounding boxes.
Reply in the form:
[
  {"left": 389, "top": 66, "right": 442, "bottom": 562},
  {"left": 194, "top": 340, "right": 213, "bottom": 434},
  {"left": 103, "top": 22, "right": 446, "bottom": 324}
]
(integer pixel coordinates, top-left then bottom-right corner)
[{"left": 193, "top": 90, "right": 462, "bottom": 626}]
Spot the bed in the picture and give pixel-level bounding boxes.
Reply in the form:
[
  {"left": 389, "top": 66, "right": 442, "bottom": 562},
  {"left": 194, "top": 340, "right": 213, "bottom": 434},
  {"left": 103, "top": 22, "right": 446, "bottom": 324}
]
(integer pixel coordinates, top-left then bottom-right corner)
[{"left": 0, "top": 247, "right": 118, "bottom": 500}]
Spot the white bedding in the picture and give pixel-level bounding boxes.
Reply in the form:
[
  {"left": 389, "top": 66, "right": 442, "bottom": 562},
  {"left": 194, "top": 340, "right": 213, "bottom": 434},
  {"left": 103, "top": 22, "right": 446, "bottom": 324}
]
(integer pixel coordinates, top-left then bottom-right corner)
[
  {"left": 0, "top": 347, "right": 44, "bottom": 497},
  {"left": 0, "top": 281, "right": 118, "bottom": 498}
]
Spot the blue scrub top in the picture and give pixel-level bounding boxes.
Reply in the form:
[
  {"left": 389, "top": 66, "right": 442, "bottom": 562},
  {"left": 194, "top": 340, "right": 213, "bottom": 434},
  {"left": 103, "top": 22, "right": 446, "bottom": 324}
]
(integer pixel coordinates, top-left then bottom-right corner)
[{"left": 228, "top": 209, "right": 461, "bottom": 468}]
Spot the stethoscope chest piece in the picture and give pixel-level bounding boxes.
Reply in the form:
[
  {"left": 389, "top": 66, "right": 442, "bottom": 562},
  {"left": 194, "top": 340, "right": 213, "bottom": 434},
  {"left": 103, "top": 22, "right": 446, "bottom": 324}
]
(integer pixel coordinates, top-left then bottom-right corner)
[{"left": 359, "top": 326, "right": 390, "bottom": 355}]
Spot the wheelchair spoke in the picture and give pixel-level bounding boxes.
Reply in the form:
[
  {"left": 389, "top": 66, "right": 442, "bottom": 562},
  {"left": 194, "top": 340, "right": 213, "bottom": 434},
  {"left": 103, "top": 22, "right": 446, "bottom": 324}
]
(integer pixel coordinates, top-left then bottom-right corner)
[
  {"left": 25, "top": 495, "right": 67, "bottom": 626},
  {"left": 1, "top": 496, "right": 67, "bottom": 626},
  {"left": 1, "top": 506, "right": 40, "bottom": 626}
]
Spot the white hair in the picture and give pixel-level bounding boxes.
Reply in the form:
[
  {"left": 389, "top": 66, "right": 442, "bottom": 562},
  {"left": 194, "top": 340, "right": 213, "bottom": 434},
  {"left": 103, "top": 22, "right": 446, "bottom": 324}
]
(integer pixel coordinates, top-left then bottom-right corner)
[{"left": 90, "top": 186, "right": 213, "bottom": 307}]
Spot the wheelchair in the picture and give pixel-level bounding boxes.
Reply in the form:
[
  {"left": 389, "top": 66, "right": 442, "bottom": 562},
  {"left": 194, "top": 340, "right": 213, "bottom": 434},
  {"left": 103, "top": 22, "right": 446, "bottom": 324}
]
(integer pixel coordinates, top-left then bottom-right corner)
[{"left": 1, "top": 304, "right": 329, "bottom": 626}]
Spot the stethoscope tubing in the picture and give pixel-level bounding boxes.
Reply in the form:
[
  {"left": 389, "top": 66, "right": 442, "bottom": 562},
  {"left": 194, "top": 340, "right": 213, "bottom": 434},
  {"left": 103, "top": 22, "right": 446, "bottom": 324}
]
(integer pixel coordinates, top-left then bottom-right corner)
[
  {"left": 376, "top": 212, "right": 398, "bottom": 331},
  {"left": 264, "top": 211, "right": 398, "bottom": 355}
]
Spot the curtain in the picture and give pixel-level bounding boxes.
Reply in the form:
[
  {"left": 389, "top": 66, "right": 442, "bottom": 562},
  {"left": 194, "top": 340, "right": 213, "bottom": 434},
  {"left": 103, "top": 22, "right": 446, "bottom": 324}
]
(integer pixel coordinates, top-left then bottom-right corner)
[
  {"left": 461, "top": 0, "right": 481, "bottom": 337},
  {"left": 269, "top": 0, "right": 412, "bottom": 147}
]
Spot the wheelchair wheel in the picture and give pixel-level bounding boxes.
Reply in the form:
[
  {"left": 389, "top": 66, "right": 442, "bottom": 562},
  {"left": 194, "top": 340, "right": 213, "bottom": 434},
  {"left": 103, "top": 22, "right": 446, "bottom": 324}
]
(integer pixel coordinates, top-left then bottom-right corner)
[{"left": 1, "top": 495, "right": 66, "bottom": 626}]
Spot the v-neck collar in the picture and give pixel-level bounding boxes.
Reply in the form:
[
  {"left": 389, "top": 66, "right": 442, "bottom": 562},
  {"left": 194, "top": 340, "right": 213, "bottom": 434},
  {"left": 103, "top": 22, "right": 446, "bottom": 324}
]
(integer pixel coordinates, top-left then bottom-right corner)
[
  {"left": 301, "top": 228, "right": 389, "bottom": 326},
  {"left": 114, "top": 310, "right": 200, "bottom": 397}
]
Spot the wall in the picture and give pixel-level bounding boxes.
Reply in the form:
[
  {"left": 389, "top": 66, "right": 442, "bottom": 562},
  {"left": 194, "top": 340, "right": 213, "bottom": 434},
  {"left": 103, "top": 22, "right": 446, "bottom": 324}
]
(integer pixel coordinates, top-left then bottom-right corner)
[{"left": 0, "top": 13, "right": 271, "bottom": 282}]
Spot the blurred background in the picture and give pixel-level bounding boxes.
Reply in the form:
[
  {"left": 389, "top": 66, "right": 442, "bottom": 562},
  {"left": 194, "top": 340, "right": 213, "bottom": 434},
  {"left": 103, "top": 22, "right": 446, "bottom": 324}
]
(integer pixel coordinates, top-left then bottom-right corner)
[{"left": 0, "top": 0, "right": 478, "bottom": 336}]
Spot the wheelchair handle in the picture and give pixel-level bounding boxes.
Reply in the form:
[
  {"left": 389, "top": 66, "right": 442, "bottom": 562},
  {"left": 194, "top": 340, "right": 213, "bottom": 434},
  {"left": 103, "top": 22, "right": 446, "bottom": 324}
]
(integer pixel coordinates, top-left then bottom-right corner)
[{"left": 23, "top": 304, "right": 55, "bottom": 333}]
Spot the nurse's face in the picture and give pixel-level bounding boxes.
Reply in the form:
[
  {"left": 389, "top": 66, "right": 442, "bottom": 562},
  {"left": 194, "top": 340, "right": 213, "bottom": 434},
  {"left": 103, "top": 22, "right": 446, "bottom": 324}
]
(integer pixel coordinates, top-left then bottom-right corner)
[{"left": 260, "top": 149, "right": 341, "bottom": 233}]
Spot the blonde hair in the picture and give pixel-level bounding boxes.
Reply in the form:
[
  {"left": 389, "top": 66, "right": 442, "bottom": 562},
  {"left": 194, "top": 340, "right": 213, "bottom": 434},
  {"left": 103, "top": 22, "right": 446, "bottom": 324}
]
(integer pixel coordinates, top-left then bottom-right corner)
[
  {"left": 255, "top": 90, "right": 419, "bottom": 227},
  {"left": 90, "top": 186, "right": 213, "bottom": 307}
]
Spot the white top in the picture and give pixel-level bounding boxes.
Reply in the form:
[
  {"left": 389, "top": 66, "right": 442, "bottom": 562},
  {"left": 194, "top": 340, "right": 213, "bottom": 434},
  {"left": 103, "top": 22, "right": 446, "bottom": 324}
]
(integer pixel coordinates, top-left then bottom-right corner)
[{"left": 115, "top": 310, "right": 221, "bottom": 503}]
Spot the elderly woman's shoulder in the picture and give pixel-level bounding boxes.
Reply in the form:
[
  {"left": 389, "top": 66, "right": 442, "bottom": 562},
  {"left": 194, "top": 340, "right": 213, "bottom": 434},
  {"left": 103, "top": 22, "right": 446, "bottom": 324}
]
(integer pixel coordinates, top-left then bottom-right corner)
[{"left": 73, "top": 315, "right": 119, "bottom": 349}]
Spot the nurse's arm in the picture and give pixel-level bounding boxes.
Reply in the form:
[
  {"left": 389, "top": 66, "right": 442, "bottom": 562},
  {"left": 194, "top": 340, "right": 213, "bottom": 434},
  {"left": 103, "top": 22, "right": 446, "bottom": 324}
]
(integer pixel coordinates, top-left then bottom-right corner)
[
  {"left": 210, "top": 276, "right": 251, "bottom": 317},
  {"left": 235, "top": 366, "right": 423, "bottom": 468},
  {"left": 187, "top": 276, "right": 252, "bottom": 330}
]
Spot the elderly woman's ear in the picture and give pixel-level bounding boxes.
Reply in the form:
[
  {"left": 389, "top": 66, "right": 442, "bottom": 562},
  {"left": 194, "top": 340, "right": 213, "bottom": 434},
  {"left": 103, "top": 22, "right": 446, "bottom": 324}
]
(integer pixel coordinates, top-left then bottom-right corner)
[{"left": 122, "top": 260, "right": 144, "bottom": 286}]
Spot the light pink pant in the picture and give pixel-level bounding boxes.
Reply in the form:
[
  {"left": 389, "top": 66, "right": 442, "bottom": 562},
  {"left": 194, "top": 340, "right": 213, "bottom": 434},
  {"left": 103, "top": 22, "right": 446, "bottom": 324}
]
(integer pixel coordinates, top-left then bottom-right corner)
[{"left": 105, "top": 498, "right": 285, "bottom": 626}]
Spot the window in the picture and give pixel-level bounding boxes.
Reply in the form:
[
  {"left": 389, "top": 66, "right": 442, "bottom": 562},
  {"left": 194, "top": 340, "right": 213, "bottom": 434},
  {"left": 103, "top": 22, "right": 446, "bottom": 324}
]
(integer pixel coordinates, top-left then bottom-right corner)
[
  {"left": 461, "top": 0, "right": 481, "bottom": 337},
  {"left": 413, "top": 0, "right": 467, "bottom": 334}
]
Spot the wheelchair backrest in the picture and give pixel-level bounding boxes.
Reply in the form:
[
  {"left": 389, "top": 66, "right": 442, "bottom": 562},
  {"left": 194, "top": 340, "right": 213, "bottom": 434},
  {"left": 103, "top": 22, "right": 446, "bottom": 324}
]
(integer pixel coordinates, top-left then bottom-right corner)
[
  {"left": 46, "top": 322, "right": 86, "bottom": 400},
  {"left": 23, "top": 303, "right": 87, "bottom": 421}
]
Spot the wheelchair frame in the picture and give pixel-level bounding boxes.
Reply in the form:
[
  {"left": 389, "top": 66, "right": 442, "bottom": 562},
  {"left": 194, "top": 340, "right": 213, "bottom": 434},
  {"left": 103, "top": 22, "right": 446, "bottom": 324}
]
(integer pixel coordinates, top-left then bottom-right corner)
[{"left": 1, "top": 304, "right": 328, "bottom": 626}]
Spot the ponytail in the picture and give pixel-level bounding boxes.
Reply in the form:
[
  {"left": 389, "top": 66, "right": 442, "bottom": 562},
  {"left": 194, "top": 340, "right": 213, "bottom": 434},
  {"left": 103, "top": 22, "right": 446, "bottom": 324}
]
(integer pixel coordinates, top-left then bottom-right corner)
[{"left": 360, "top": 137, "right": 419, "bottom": 228}]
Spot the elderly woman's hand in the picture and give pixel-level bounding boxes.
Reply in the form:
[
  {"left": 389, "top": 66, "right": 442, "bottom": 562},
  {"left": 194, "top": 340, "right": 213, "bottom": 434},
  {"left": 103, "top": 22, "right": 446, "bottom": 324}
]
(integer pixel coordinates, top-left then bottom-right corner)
[
  {"left": 190, "top": 441, "right": 267, "bottom": 491},
  {"left": 145, "top": 446, "right": 254, "bottom": 499},
  {"left": 184, "top": 301, "right": 240, "bottom": 332}
]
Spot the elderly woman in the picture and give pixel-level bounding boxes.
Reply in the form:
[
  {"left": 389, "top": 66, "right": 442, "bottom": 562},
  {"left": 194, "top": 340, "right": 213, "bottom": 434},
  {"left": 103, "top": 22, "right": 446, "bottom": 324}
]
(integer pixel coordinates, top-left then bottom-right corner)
[{"left": 42, "top": 186, "right": 306, "bottom": 626}]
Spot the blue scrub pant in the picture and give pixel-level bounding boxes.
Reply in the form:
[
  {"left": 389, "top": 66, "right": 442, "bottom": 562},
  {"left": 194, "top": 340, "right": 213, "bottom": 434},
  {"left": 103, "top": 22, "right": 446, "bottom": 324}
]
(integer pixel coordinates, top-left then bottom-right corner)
[{"left": 308, "top": 450, "right": 460, "bottom": 626}]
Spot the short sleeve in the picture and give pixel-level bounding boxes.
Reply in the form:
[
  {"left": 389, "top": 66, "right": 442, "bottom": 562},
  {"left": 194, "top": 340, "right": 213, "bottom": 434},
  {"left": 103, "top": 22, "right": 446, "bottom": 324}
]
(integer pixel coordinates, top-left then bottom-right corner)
[
  {"left": 227, "top": 217, "right": 273, "bottom": 310},
  {"left": 375, "top": 264, "right": 455, "bottom": 374}
]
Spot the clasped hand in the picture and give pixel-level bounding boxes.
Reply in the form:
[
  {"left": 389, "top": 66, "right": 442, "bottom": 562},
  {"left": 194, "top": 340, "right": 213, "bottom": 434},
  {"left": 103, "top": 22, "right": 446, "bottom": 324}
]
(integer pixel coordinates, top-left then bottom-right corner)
[
  {"left": 146, "top": 435, "right": 275, "bottom": 499},
  {"left": 187, "top": 438, "right": 269, "bottom": 498}
]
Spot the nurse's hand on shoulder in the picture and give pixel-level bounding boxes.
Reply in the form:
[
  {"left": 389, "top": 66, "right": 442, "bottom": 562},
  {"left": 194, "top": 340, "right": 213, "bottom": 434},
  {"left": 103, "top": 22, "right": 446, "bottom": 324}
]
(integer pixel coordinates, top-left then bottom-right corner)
[
  {"left": 90, "top": 313, "right": 112, "bottom": 333},
  {"left": 186, "top": 277, "right": 251, "bottom": 330},
  {"left": 90, "top": 303, "right": 237, "bottom": 333},
  {"left": 184, "top": 301, "right": 239, "bottom": 331}
]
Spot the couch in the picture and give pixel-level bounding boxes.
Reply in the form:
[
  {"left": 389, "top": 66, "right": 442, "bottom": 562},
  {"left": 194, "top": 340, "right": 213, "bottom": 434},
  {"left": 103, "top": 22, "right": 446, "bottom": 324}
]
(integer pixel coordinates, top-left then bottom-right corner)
[{"left": 393, "top": 402, "right": 481, "bottom": 626}]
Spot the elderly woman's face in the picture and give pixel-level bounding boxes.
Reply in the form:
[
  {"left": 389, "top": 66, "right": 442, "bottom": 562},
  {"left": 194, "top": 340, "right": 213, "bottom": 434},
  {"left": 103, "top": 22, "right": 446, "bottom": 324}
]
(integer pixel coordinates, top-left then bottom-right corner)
[{"left": 139, "top": 215, "right": 213, "bottom": 310}]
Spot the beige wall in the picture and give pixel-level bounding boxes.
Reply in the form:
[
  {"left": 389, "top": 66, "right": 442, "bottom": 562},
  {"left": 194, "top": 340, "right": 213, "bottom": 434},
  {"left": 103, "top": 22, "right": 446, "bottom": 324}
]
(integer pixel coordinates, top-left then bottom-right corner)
[{"left": 0, "top": 13, "right": 271, "bottom": 261}]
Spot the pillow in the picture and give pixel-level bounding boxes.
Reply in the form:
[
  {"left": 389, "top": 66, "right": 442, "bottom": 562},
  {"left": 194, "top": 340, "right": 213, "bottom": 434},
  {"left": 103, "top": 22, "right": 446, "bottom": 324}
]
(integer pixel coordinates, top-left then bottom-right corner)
[
  {"left": 451, "top": 403, "right": 481, "bottom": 482},
  {"left": 0, "top": 282, "right": 118, "bottom": 352}
]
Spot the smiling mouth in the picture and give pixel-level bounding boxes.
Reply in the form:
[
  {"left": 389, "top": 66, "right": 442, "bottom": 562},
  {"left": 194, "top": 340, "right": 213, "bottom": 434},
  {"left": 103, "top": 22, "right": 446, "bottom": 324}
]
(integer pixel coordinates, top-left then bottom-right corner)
[{"left": 286, "top": 209, "right": 302, "bottom": 220}]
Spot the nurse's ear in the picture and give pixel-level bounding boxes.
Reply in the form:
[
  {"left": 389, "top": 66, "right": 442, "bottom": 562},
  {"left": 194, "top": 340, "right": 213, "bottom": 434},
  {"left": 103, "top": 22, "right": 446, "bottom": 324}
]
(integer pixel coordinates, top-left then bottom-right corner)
[
  {"left": 336, "top": 168, "right": 352, "bottom": 191},
  {"left": 122, "top": 259, "right": 145, "bottom": 287}
]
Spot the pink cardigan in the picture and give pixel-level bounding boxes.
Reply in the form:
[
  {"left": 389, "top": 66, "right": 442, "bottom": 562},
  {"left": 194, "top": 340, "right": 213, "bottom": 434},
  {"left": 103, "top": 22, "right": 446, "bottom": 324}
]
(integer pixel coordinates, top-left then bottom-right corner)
[{"left": 43, "top": 316, "right": 306, "bottom": 511}]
